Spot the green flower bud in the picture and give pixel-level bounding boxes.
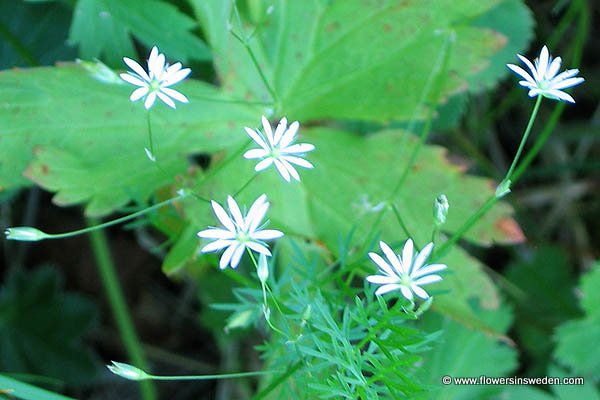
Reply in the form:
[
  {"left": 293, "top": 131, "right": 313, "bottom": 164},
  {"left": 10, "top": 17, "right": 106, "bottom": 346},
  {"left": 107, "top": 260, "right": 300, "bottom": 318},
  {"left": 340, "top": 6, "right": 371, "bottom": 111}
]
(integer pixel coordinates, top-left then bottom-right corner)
[
  {"left": 4, "top": 227, "right": 49, "bottom": 242},
  {"left": 107, "top": 361, "right": 149, "bottom": 381},
  {"left": 257, "top": 254, "right": 269, "bottom": 284},
  {"left": 433, "top": 195, "right": 449, "bottom": 226}
]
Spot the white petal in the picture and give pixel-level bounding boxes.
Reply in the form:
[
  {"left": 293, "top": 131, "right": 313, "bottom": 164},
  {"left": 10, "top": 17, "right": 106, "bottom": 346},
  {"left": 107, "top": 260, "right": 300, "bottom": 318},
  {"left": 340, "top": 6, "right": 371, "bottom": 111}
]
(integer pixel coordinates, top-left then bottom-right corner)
[
  {"left": 144, "top": 92, "right": 157, "bottom": 109},
  {"left": 375, "top": 284, "right": 402, "bottom": 296},
  {"left": 412, "top": 242, "right": 434, "bottom": 275},
  {"left": 123, "top": 57, "right": 150, "bottom": 81},
  {"left": 161, "top": 87, "right": 189, "bottom": 103},
  {"left": 546, "top": 56, "right": 562, "bottom": 80},
  {"left": 274, "top": 159, "right": 291, "bottom": 182},
  {"left": 244, "top": 127, "right": 269, "bottom": 150},
  {"left": 279, "top": 121, "right": 300, "bottom": 148},
  {"left": 546, "top": 89, "right": 575, "bottom": 103},
  {"left": 150, "top": 53, "right": 166, "bottom": 79},
  {"left": 253, "top": 229, "right": 284, "bottom": 240},
  {"left": 219, "top": 242, "right": 239, "bottom": 269},
  {"left": 368, "top": 251, "right": 396, "bottom": 278},
  {"left": 201, "top": 239, "right": 234, "bottom": 253},
  {"left": 366, "top": 275, "right": 398, "bottom": 285},
  {"left": 244, "top": 149, "right": 268, "bottom": 159},
  {"left": 262, "top": 116, "right": 274, "bottom": 145},
  {"left": 211, "top": 200, "right": 236, "bottom": 232},
  {"left": 227, "top": 196, "right": 245, "bottom": 228},
  {"left": 412, "top": 263, "right": 446, "bottom": 279},
  {"left": 537, "top": 46, "right": 549, "bottom": 78},
  {"left": 120, "top": 73, "right": 147, "bottom": 87},
  {"left": 553, "top": 68, "right": 580, "bottom": 82},
  {"left": 551, "top": 77, "right": 584, "bottom": 90},
  {"left": 130, "top": 87, "right": 149, "bottom": 102},
  {"left": 516, "top": 54, "right": 538, "bottom": 81},
  {"left": 414, "top": 275, "right": 442, "bottom": 285},
  {"left": 401, "top": 239, "right": 414, "bottom": 274},
  {"left": 246, "top": 241, "right": 272, "bottom": 256},
  {"left": 255, "top": 158, "right": 274, "bottom": 172},
  {"left": 282, "top": 155, "right": 314, "bottom": 169},
  {"left": 197, "top": 228, "right": 235, "bottom": 240},
  {"left": 282, "top": 143, "right": 315, "bottom": 154},
  {"left": 156, "top": 91, "right": 177, "bottom": 109},
  {"left": 400, "top": 285, "right": 414, "bottom": 301},
  {"left": 230, "top": 243, "right": 246, "bottom": 269},
  {"left": 246, "top": 195, "right": 268, "bottom": 232},
  {"left": 411, "top": 284, "right": 430, "bottom": 299},
  {"left": 163, "top": 68, "right": 191, "bottom": 86},
  {"left": 379, "top": 241, "right": 404, "bottom": 275},
  {"left": 507, "top": 64, "right": 536, "bottom": 85},
  {"left": 281, "top": 160, "right": 300, "bottom": 181},
  {"left": 273, "top": 117, "right": 288, "bottom": 145}
]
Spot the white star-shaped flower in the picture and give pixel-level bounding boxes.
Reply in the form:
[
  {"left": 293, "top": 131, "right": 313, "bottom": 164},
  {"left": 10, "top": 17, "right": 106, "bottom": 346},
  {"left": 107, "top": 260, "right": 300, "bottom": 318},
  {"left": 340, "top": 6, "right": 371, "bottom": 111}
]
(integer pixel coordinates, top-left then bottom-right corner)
[
  {"left": 197, "top": 194, "right": 283, "bottom": 270},
  {"left": 507, "top": 45, "right": 584, "bottom": 103},
  {"left": 366, "top": 239, "right": 446, "bottom": 301},
  {"left": 244, "top": 116, "right": 315, "bottom": 182},
  {"left": 120, "top": 46, "right": 191, "bottom": 110}
]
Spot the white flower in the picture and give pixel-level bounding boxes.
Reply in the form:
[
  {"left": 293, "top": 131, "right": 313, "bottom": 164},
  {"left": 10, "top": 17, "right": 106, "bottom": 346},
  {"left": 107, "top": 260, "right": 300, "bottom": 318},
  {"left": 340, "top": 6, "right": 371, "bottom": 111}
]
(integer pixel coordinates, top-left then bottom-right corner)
[
  {"left": 197, "top": 194, "right": 283, "bottom": 270},
  {"left": 244, "top": 116, "right": 315, "bottom": 182},
  {"left": 120, "top": 46, "right": 191, "bottom": 110},
  {"left": 366, "top": 239, "right": 446, "bottom": 301},
  {"left": 507, "top": 45, "right": 584, "bottom": 103}
]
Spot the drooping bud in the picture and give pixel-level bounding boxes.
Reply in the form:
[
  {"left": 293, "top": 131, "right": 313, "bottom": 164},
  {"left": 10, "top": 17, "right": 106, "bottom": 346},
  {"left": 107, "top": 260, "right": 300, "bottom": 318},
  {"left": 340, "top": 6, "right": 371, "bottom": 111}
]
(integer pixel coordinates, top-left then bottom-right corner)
[
  {"left": 257, "top": 253, "right": 269, "bottom": 284},
  {"left": 107, "top": 361, "right": 150, "bottom": 381},
  {"left": 433, "top": 195, "right": 449, "bottom": 226},
  {"left": 4, "top": 227, "right": 49, "bottom": 242}
]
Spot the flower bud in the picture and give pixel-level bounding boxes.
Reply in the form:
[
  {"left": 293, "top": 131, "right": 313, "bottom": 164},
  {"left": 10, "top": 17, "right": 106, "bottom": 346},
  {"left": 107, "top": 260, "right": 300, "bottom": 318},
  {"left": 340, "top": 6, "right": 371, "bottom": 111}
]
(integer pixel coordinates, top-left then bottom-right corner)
[
  {"left": 107, "top": 361, "right": 149, "bottom": 381},
  {"left": 496, "top": 180, "right": 511, "bottom": 198},
  {"left": 4, "top": 227, "right": 49, "bottom": 242},
  {"left": 257, "top": 254, "right": 269, "bottom": 284},
  {"left": 433, "top": 195, "right": 449, "bottom": 226}
]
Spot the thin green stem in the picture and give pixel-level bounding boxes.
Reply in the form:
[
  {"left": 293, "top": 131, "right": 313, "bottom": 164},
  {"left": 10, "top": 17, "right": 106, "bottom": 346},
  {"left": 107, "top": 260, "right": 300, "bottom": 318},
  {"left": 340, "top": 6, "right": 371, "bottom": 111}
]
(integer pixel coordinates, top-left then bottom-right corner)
[
  {"left": 234, "top": 173, "right": 258, "bottom": 197},
  {"left": 503, "top": 96, "right": 542, "bottom": 183},
  {"left": 37, "top": 192, "right": 189, "bottom": 240},
  {"left": 252, "top": 362, "right": 303, "bottom": 400},
  {"left": 88, "top": 222, "right": 156, "bottom": 400},
  {"left": 391, "top": 204, "right": 413, "bottom": 242},
  {"left": 229, "top": 2, "right": 278, "bottom": 104},
  {"left": 147, "top": 370, "right": 276, "bottom": 381},
  {"left": 146, "top": 112, "right": 156, "bottom": 161}
]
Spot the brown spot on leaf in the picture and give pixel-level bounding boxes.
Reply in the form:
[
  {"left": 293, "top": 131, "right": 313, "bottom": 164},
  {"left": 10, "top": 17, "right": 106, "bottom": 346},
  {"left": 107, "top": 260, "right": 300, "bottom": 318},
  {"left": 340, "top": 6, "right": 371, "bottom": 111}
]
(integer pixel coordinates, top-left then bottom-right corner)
[
  {"left": 383, "top": 23, "right": 392, "bottom": 33},
  {"left": 495, "top": 217, "right": 525, "bottom": 243},
  {"left": 325, "top": 21, "right": 340, "bottom": 32}
]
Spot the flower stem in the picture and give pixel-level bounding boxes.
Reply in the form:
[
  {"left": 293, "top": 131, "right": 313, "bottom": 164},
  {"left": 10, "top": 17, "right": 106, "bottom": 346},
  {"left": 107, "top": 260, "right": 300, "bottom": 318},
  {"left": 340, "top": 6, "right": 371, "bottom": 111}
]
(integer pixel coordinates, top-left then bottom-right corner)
[
  {"left": 234, "top": 173, "right": 258, "bottom": 197},
  {"left": 228, "top": 3, "right": 278, "bottom": 104},
  {"left": 88, "top": 222, "right": 156, "bottom": 400},
  {"left": 146, "top": 111, "right": 156, "bottom": 161},
  {"left": 503, "top": 96, "right": 543, "bottom": 183},
  {"left": 146, "top": 370, "right": 276, "bottom": 381},
  {"left": 25, "top": 191, "right": 189, "bottom": 240}
]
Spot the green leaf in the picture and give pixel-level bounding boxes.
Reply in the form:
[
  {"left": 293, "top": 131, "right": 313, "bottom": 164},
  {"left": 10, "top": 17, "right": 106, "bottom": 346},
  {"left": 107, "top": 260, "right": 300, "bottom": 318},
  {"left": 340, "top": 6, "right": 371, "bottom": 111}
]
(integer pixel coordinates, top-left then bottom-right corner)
[
  {"left": 191, "top": 0, "right": 532, "bottom": 122},
  {"left": 415, "top": 306, "right": 517, "bottom": 400},
  {"left": 0, "top": 265, "right": 99, "bottom": 385},
  {"left": 0, "top": 374, "right": 76, "bottom": 400},
  {"left": 0, "top": 64, "right": 263, "bottom": 216},
  {"left": 554, "top": 262, "right": 600, "bottom": 380},
  {"left": 69, "top": 0, "right": 210, "bottom": 66},
  {"left": 548, "top": 365, "right": 600, "bottom": 400}
]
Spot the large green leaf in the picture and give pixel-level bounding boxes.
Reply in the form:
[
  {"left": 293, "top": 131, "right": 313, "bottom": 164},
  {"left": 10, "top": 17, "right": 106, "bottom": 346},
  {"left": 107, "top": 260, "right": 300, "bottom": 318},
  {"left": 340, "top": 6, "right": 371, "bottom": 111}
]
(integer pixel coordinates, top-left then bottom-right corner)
[
  {"left": 0, "top": 64, "right": 263, "bottom": 216},
  {"left": 414, "top": 306, "right": 517, "bottom": 400},
  {"left": 69, "top": 0, "right": 210, "bottom": 66},
  {"left": 191, "top": 0, "right": 532, "bottom": 122}
]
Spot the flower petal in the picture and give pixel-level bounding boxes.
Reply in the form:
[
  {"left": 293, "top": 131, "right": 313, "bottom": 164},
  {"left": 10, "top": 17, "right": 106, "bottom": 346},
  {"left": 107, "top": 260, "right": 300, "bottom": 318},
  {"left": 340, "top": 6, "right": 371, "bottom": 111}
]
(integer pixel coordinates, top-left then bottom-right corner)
[
  {"left": 412, "top": 263, "right": 447, "bottom": 279},
  {"left": 274, "top": 159, "right": 291, "bottom": 182},
  {"left": 262, "top": 116, "right": 274, "bottom": 146},
  {"left": 280, "top": 121, "right": 300, "bottom": 149},
  {"left": 400, "top": 285, "right": 414, "bottom": 300},
  {"left": 123, "top": 57, "right": 150, "bottom": 81},
  {"left": 211, "top": 200, "right": 236, "bottom": 232},
  {"left": 273, "top": 117, "right": 288, "bottom": 145},
  {"left": 227, "top": 196, "right": 245, "bottom": 228},
  {"left": 366, "top": 275, "right": 398, "bottom": 285},
  {"left": 282, "top": 155, "right": 314, "bottom": 169},
  {"left": 255, "top": 158, "right": 274, "bottom": 172},
  {"left": 244, "top": 149, "right": 268, "bottom": 159},
  {"left": 130, "top": 87, "right": 149, "bottom": 102},
  {"left": 229, "top": 243, "right": 246, "bottom": 269},
  {"left": 219, "top": 242, "right": 239, "bottom": 269},
  {"left": 411, "top": 284, "right": 430, "bottom": 299},
  {"left": 253, "top": 229, "right": 284, "bottom": 240},
  {"left": 368, "top": 251, "right": 396, "bottom": 278},
  {"left": 282, "top": 143, "right": 315, "bottom": 154},
  {"left": 413, "top": 275, "right": 442, "bottom": 286},
  {"left": 379, "top": 241, "right": 404, "bottom": 275},
  {"left": 375, "top": 284, "right": 402, "bottom": 296},
  {"left": 201, "top": 239, "right": 234, "bottom": 253},
  {"left": 197, "top": 228, "right": 236, "bottom": 240},
  {"left": 120, "top": 73, "right": 147, "bottom": 87},
  {"left": 401, "top": 239, "right": 414, "bottom": 274},
  {"left": 161, "top": 87, "right": 189, "bottom": 103},
  {"left": 144, "top": 92, "right": 157, "bottom": 109},
  {"left": 412, "top": 242, "right": 434, "bottom": 275},
  {"left": 246, "top": 241, "right": 272, "bottom": 256},
  {"left": 244, "top": 127, "right": 269, "bottom": 150},
  {"left": 156, "top": 91, "right": 177, "bottom": 109}
]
